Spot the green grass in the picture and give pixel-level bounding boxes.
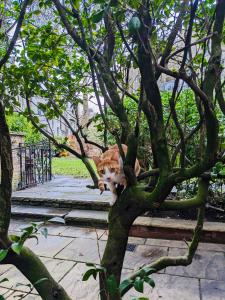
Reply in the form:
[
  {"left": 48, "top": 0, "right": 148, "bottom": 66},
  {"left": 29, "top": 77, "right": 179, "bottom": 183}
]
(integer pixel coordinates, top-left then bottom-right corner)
[{"left": 52, "top": 157, "right": 96, "bottom": 177}]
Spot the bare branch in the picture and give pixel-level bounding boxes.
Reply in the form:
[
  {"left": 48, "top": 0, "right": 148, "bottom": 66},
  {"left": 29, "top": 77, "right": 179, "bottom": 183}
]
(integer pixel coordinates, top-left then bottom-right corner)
[{"left": 0, "top": 0, "right": 30, "bottom": 69}]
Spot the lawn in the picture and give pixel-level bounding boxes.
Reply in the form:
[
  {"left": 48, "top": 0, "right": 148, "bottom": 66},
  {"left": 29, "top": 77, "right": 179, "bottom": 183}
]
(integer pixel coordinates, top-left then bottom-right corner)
[{"left": 52, "top": 157, "right": 96, "bottom": 177}]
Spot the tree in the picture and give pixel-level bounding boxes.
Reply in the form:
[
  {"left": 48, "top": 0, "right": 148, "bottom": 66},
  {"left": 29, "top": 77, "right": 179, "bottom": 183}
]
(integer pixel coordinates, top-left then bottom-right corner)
[
  {"left": 0, "top": 1, "right": 71, "bottom": 299},
  {"left": 1, "top": 0, "right": 225, "bottom": 300},
  {"left": 50, "top": 0, "right": 225, "bottom": 299}
]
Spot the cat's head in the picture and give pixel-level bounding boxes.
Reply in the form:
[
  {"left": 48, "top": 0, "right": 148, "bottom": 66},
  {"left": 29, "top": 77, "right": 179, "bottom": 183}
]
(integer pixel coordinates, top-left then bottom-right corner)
[{"left": 93, "top": 156, "right": 120, "bottom": 183}]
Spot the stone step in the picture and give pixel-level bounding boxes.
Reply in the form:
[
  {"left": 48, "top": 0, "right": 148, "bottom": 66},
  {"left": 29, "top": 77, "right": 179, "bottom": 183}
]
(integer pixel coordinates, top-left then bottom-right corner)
[
  {"left": 11, "top": 205, "right": 70, "bottom": 220},
  {"left": 11, "top": 205, "right": 225, "bottom": 243},
  {"left": 11, "top": 196, "right": 110, "bottom": 211},
  {"left": 65, "top": 209, "right": 108, "bottom": 228}
]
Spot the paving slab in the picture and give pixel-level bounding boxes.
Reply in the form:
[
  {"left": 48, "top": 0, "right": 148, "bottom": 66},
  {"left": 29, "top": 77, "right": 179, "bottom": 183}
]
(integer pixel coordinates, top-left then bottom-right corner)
[
  {"left": 125, "top": 273, "right": 200, "bottom": 300},
  {"left": 0, "top": 264, "right": 13, "bottom": 276},
  {"left": 124, "top": 244, "right": 168, "bottom": 270},
  {"left": 7, "top": 291, "right": 41, "bottom": 299},
  {"left": 166, "top": 247, "right": 225, "bottom": 280},
  {"left": 99, "top": 230, "right": 146, "bottom": 244},
  {"left": 55, "top": 237, "right": 107, "bottom": 264},
  {"left": 60, "top": 263, "right": 200, "bottom": 300},
  {"left": 0, "top": 257, "right": 75, "bottom": 293},
  {"left": 9, "top": 219, "right": 33, "bottom": 232},
  {"left": 145, "top": 238, "right": 225, "bottom": 252},
  {"left": 59, "top": 226, "right": 107, "bottom": 239},
  {"left": 200, "top": 279, "right": 225, "bottom": 300},
  {"left": 0, "top": 287, "right": 14, "bottom": 299},
  {"left": 12, "top": 176, "right": 111, "bottom": 209},
  {"left": 59, "top": 262, "right": 101, "bottom": 300},
  {"left": 24, "top": 235, "right": 73, "bottom": 258},
  {"left": 11, "top": 205, "right": 70, "bottom": 219},
  {"left": 145, "top": 237, "right": 188, "bottom": 248},
  {"left": 65, "top": 209, "right": 108, "bottom": 227}
]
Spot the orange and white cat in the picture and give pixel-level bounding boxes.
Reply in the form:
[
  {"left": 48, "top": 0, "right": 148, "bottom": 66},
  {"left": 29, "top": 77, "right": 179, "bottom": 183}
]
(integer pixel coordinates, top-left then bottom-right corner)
[{"left": 93, "top": 144, "right": 140, "bottom": 206}]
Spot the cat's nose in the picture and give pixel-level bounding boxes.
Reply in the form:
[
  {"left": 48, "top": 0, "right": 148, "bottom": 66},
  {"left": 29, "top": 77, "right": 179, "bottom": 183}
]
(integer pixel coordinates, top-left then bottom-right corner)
[{"left": 106, "top": 177, "right": 111, "bottom": 181}]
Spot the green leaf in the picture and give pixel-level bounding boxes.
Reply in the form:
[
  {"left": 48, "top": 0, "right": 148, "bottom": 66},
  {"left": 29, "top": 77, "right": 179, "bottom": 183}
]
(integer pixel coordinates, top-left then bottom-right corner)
[
  {"left": 0, "top": 250, "right": 8, "bottom": 262},
  {"left": 72, "top": 0, "right": 80, "bottom": 9},
  {"left": 0, "top": 295, "right": 6, "bottom": 300},
  {"left": 82, "top": 269, "right": 97, "bottom": 281},
  {"left": 41, "top": 228, "right": 48, "bottom": 239},
  {"left": 91, "top": 10, "right": 104, "bottom": 23},
  {"left": 219, "top": 169, "right": 225, "bottom": 176},
  {"left": 15, "top": 282, "right": 32, "bottom": 289},
  {"left": 0, "top": 278, "right": 9, "bottom": 284},
  {"left": 20, "top": 225, "right": 34, "bottom": 235},
  {"left": 119, "top": 279, "right": 133, "bottom": 293},
  {"left": 11, "top": 242, "right": 23, "bottom": 255},
  {"left": 134, "top": 277, "right": 144, "bottom": 293},
  {"left": 48, "top": 217, "right": 65, "bottom": 224},
  {"left": 131, "top": 297, "right": 149, "bottom": 300},
  {"left": 86, "top": 262, "right": 96, "bottom": 267},
  {"left": 9, "top": 234, "right": 20, "bottom": 242},
  {"left": 211, "top": 173, "right": 218, "bottom": 179},
  {"left": 144, "top": 276, "right": 155, "bottom": 288}
]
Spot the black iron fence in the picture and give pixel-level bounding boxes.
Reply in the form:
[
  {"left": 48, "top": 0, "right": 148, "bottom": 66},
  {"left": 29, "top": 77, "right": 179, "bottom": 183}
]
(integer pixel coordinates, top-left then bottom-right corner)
[{"left": 13, "top": 140, "right": 52, "bottom": 190}]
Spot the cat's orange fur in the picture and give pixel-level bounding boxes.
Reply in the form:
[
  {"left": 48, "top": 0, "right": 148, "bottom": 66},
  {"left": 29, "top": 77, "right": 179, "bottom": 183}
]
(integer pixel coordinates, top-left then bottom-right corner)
[{"left": 93, "top": 144, "right": 140, "bottom": 206}]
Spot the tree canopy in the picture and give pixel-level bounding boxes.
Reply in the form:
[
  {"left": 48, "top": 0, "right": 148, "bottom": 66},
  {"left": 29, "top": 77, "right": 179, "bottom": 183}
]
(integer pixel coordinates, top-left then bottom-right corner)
[{"left": 0, "top": 0, "right": 225, "bottom": 299}]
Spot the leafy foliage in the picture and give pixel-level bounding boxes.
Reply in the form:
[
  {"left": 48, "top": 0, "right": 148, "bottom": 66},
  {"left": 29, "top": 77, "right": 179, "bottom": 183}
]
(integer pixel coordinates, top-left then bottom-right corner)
[{"left": 6, "top": 113, "right": 42, "bottom": 144}]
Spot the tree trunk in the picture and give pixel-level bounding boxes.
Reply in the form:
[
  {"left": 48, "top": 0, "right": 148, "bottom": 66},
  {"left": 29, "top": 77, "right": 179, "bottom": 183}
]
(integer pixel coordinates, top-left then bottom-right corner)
[
  {"left": 99, "top": 195, "right": 142, "bottom": 300},
  {"left": 0, "top": 102, "right": 71, "bottom": 300}
]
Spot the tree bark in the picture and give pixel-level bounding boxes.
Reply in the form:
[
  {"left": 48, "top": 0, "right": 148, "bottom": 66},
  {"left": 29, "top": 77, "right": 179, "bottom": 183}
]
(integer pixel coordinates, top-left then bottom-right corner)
[{"left": 2, "top": 247, "right": 71, "bottom": 300}]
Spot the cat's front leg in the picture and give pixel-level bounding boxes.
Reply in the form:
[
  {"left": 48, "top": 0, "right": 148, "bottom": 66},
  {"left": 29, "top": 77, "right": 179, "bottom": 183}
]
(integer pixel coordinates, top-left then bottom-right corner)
[
  {"left": 121, "top": 177, "right": 127, "bottom": 191},
  {"left": 107, "top": 182, "right": 117, "bottom": 206},
  {"left": 98, "top": 178, "right": 105, "bottom": 193}
]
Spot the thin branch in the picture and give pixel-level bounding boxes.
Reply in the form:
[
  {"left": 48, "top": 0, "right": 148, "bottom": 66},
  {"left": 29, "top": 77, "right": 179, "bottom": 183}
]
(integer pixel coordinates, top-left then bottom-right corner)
[
  {"left": 0, "top": 0, "right": 30, "bottom": 69},
  {"left": 116, "top": 20, "right": 139, "bottom": 68},
  {"left": 166, "top": 32, "right": 216, "bottom": 63}
]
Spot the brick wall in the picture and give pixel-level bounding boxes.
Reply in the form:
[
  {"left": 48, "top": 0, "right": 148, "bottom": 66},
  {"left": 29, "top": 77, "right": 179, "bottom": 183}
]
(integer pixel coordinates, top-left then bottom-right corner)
[{"left": 11, "top": 133, "right": 25, "bottom": 191}]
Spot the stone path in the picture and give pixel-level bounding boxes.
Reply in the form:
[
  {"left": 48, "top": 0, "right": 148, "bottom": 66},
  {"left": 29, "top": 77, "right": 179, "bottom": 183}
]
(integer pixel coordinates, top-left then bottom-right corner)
[
  {"left": 0, "top": 218, "right": 225, "bottom": 300},
  {"left": 12, "top": 176, "right": 111, "bottom": 204}
]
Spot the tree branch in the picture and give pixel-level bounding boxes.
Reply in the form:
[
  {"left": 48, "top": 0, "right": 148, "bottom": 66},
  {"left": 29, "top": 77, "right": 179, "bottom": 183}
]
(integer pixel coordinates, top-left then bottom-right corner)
[
  {"left": 121, "top": 179, "right": 208, "bottom": 296},
  {"left": 0, "top": 0, "right": 30, "bottom": 69}
]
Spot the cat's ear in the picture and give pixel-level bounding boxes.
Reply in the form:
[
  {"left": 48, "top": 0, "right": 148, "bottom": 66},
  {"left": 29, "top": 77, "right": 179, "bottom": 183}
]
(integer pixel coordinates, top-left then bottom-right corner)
[
  {"left": 92, "top": 156, "right": 101, "bottom": 166},
  {"left": 111, "top": 151, "right": 119, "bottom": 161}
]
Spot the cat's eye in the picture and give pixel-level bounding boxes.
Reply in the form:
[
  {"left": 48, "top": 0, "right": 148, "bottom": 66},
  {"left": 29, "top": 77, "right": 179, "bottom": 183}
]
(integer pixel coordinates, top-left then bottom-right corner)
[
  {"left": 101, "top": 170, "right": 105, "bottom": 175},
  {"left": 110, "top": 168, "right": 115, "bottom": 172}
]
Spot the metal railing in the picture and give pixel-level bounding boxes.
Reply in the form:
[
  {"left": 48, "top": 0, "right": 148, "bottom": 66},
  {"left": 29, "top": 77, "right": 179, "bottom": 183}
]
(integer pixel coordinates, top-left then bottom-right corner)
[{"left": 13, "top": 140, "right": 52, "bottom": 190}]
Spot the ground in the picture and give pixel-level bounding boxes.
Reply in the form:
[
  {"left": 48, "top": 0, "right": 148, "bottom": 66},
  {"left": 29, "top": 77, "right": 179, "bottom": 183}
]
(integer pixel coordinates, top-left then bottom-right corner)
[
  {"left": 1, "top": 219, "right": 225, "bottom": 299},
  {"left": 52, "top": 157, "right": 96, "bottom": 177},
  {"left": 6, "top": 176, "right": 225, "bottom": 299}
]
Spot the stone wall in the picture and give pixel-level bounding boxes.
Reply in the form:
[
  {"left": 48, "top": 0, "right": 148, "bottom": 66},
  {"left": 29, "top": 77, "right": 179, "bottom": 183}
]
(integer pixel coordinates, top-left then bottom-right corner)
[
  {"left": 11, "top": 133, "right": 25, "bottom": 191},
  {"left": 0, "top": 133, "right": 25, "bottom": 192}
]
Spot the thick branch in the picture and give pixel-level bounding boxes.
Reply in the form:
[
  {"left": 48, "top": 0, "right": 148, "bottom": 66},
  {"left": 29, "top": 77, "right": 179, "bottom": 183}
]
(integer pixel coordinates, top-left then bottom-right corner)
[
  {"left": 2, "top": 247, "right": 71, "bottom": 300},
  {"left": 121, "top": 180, "right": 208, "bottom": 296}
]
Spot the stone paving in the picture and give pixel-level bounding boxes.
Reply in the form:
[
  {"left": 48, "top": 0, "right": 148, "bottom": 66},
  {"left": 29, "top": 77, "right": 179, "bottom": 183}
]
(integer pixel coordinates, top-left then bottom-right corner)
[
  {"left": 0, "top": 218, "right": 224, "bottom": 299},
  {"left": 12, "top": 176, "right": 111, "bottom": 203}
]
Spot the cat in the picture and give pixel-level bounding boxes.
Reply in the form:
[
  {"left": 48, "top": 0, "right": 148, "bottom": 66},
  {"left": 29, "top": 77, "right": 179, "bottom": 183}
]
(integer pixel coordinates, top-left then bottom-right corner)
[{"left": 92, "top": 144, "right": 141, "bottom": 206}]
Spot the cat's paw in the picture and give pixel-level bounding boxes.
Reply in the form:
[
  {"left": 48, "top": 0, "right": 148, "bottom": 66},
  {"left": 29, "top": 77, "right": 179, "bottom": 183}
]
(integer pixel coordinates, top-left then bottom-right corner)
[{"left": 98, "top": 183, "right": 105, "bottom": 193}]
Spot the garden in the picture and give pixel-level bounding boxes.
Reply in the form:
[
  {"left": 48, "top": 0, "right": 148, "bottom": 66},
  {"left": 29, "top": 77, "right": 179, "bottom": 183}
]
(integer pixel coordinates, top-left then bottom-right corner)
[{"left": 0, "top": 0, "right": 225, "bottom": 299}]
